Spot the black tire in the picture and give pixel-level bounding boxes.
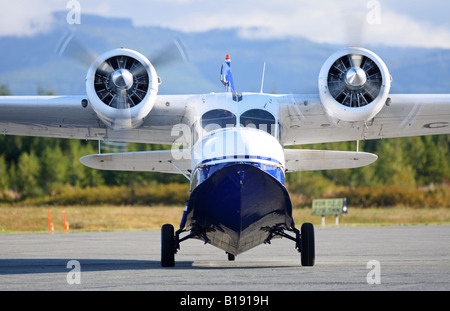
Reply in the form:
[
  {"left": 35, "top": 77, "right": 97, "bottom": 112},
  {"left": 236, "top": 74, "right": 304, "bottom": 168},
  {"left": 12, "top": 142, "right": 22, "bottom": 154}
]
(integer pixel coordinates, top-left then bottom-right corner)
[
  {"left": 161, "top": 224, "right": 175, "bottom": 267},
  {"left": 300, "top": 223, "right": 315, "bottom": 267},
  {"left": 227, "top": 253, "right": 235, "bottom": 261}
]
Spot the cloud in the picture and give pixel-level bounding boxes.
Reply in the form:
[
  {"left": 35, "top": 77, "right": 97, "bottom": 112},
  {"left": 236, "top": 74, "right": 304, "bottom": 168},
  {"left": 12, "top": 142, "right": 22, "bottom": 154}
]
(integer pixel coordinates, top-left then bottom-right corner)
[
  {"left": 121, "top": 0, "right": 450, "bottom": 48},
  {"left": 363, "top": 10, "right": 450, "bottom": 49},
  {"left": 0, "top": 0, "right": 60, "bottom": 37},
  {"left": 1, "top": 0, "right": 450, "bottom": 48}
]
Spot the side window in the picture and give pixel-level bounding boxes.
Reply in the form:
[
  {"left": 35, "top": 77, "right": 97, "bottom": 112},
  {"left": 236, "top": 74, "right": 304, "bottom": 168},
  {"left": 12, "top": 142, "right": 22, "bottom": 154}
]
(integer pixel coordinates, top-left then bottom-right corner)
[
  {"left": 240, "top": 109, "right": 276, "bottom": 135},
  {"left": 201, "top": 109, "right": 237, "bottom": 132},
  {"left": 191, "top": 122, "right": 199, "bottom": 145}
]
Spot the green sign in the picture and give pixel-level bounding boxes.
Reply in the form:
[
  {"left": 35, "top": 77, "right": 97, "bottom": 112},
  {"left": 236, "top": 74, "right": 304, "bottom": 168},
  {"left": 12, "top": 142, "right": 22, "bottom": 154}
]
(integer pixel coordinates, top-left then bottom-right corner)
[{"left": 312, "top": 198, "right": 347, "bottom": 216}]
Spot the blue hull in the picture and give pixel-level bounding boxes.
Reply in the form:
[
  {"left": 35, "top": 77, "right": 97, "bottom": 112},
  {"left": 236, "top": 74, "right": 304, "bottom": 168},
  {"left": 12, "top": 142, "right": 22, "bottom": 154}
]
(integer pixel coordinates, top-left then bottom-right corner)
[{"left": 185, "top": 163, "right": 293, "bottom": 255}]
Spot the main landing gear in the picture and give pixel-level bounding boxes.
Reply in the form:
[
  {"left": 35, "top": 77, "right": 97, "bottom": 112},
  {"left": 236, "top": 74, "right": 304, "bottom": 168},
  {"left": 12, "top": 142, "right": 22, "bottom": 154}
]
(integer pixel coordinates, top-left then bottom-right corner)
[
  {"left": 161, "top": 223, "right": 202, "bottom": 267},
  {"left": 300, "top": 223, "right": 315, "bottom": 266},
  {"left": 161, "top": 224, "right": 175, "bottom": 267},
  {"left": 264, "top": 222, "right": 315, "bottom": 267},
  {"left": 160, "top": 222, "right": 315, "bottom": 267}
]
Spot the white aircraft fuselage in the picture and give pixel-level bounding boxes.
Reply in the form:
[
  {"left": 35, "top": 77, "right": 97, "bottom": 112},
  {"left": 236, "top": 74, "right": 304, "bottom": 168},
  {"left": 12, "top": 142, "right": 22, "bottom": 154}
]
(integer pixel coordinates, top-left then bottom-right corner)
[{"left": 175, "top": 92, "right": 292, "bottom": 256}]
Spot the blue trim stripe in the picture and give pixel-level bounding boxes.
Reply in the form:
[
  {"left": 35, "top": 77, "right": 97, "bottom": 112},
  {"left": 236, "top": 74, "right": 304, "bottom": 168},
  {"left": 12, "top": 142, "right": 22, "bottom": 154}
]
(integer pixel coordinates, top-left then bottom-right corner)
[
  {"left": 199, "top": 155, "right": 283, "bottom": 166},
  {"left": 191, "top": 160, "right": 285, "bottom": 190}
]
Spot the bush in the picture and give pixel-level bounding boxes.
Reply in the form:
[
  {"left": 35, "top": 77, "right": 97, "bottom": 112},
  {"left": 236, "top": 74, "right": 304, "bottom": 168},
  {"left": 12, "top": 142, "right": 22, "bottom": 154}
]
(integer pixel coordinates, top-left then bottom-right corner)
[
  {"left": 2, "top": 182, "right": 449, "bottom": 209},
  {"left": 334, "top": 185, "right": 450, "bottom": 208},
  {"left": 18, "top": 183, "right": 190, "bottom": 206}
]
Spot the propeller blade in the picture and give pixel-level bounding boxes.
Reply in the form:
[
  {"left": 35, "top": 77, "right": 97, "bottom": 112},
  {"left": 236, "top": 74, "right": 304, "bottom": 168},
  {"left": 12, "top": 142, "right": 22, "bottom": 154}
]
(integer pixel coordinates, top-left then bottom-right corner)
[
  {"left": 129, "top": 62, "right": 147, "bottom": 78},
  {"left": 96, "top": 60, "right": 114, "bottom": 77},
  {"left": 151, "top": 38, "right": 189, "bottom": 69},
  {"left": 341, "top": 11, "right": 367, "bottom": 47},
  {"left": 115, "top": 88, "right": 129, "bottom": 110},
  {"left": 56, "top": 31, "right": 97, "bottom": 66},
  {"left": 100, "top": 141, "right": 129, "bottom": 153},
  {"left": 111, "top": 88, "right": 132, "bottom": 130},
  {"left": 349, "top": 54, "right": 363, "bottom": 68}
]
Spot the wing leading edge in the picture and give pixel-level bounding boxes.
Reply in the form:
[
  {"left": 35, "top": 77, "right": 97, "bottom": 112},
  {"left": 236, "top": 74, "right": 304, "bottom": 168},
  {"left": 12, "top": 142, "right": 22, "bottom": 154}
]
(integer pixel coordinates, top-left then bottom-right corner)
[
  {"left": 284, "top": 149, "right": 378, "bottom": 172},
  {"left": 280, "top": 94, "right": 450, "bottom": 145},
  {"left": 0, "top": 94, "right": 193, "bottom": 145},
  {"left": 80, "top": 150, "right": 190, "bottom": 175}
]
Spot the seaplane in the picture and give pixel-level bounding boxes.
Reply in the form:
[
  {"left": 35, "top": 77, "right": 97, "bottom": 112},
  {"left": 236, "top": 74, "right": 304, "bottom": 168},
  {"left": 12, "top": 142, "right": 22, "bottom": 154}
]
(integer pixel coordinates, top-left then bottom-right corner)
[{"left": 1, "top": 37, "right": 449, "bottom": 267}]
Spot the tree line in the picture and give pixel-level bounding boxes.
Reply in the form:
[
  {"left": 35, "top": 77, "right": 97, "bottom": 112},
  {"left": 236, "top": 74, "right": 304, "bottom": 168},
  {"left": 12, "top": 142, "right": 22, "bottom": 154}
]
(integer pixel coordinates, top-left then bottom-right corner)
[
  {"left": 0, "top": 83, "right": 449, "bottom": 204},
  {"left": 286, "top": 136, "right": 450, "bottom": 197}
]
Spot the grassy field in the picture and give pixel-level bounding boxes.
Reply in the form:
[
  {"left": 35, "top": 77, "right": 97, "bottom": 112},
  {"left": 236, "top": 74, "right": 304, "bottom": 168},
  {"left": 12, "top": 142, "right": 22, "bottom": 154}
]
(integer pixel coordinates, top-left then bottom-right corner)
[{"left": 1, "top": 205, "right": 449, "bottom": 233}]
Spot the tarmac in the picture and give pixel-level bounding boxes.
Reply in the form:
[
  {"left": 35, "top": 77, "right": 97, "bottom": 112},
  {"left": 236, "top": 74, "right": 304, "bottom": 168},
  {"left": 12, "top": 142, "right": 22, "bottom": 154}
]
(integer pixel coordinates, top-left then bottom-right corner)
[{"left": 0, "top": 225, "right": 449, "bottom": 291}]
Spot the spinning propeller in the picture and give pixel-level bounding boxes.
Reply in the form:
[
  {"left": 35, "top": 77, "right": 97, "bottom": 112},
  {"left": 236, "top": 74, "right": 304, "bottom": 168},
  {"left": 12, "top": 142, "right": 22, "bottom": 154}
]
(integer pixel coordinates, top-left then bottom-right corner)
[
  {"left": 56, "top": 31, "right": 188, "bottom": 131},
  {"left": 326, "top": 52, "right": 383, "bottom": 108},
  {"left": 313, "top": 9, "right": 390, "bottom": 126},
  {"left": 326, "top": 11, "right": 383, "bottom": 108},
  {"left": 56, "top": 31, "right": 188, "bottom": 71}
]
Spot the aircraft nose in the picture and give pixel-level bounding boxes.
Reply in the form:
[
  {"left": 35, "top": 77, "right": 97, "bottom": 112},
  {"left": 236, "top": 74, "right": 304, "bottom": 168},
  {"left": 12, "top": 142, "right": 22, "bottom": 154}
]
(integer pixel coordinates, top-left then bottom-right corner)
[{"left": 193, "top": 127, "right": 285, "bottom": 169}]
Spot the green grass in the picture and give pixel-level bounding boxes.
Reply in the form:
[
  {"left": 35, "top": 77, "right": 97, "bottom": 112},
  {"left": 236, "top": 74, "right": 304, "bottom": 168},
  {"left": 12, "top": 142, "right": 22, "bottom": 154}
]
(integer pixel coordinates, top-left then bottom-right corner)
[
  {"left": 1, "top": 205, "right": 449, "bottom": 234},
  {"left": 292, "top": 207, "right": 450, "bottom": 227}
]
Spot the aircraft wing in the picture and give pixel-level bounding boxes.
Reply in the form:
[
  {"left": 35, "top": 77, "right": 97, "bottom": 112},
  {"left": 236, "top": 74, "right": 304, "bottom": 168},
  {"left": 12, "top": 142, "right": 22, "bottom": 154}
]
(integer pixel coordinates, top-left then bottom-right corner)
[
  {"left": 0, "top": 94, "right": 192, "bottom": 145},
  {"left": 280, "top": 94, "right": 450, "bottom": 145},
  {"left": 284, "top": 149, "right": 378, "bottom": 172},
  {"left": 80, "top": 150, "right": 190, "bottom": 175}
]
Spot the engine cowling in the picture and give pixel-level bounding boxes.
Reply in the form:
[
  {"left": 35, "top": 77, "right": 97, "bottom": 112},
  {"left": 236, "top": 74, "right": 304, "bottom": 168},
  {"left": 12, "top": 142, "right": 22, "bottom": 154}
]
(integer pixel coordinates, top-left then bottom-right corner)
[
  {"left": 86, "top": 48, "right": 158, "bottom": 130},
  {"left": 318, "top": 47, "right": 391, "bottom": 125}
]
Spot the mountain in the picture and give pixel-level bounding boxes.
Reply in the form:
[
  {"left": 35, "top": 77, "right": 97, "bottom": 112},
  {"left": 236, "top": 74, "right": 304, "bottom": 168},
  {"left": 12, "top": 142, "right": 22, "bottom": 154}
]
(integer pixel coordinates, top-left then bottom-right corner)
[{"left": 1, "top": 12, "right": 450, "bottom": 96}]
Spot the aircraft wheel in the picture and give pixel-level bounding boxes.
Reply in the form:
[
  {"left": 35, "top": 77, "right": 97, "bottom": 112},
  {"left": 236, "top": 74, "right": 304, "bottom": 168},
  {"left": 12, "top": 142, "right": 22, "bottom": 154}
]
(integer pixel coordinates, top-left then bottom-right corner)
[
  {"left": 227, "top": 253, "right": 235, "bottom": 261},
  {"left": 300, "top": 223, "right": 315, "bottom": 267},
  {"left": 161, "top": 224, "right": 175, "bottom": 267}
]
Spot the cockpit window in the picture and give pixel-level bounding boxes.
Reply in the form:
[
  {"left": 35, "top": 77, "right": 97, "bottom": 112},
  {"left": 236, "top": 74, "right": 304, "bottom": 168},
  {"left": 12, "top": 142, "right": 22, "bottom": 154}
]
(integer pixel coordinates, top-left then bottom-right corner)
[
  {"left": 240, "top": 109, "right": 276, "bottom": 135},
  {"left": 201, "top": 109, "right": 237, "bottom": 132}
]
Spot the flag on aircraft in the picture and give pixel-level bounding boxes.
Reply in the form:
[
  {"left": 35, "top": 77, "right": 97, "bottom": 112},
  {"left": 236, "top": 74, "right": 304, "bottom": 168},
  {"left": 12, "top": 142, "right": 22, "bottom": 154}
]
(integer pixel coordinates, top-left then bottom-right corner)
[{"left": 220, "top": 55, "right": 235, "bottom": 93}]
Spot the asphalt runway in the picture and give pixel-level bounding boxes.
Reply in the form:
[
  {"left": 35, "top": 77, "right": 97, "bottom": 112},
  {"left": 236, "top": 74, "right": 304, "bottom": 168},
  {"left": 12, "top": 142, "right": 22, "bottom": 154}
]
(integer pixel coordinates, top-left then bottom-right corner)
[{"left": 0, "top": 226, "right": 449, "bottom": 291}]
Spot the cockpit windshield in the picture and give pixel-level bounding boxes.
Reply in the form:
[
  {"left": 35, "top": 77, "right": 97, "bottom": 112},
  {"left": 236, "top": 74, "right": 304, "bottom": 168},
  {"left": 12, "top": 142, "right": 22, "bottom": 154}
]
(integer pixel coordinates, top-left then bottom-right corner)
[
  {"left": 201, "top": 109, "right": 237, "bottom": 132},
  {"left": 240, "top": 109, "right": 276, "bottom": 135},
  {"left": 195, "top": 108, "right": 277, "bottom": 144}
]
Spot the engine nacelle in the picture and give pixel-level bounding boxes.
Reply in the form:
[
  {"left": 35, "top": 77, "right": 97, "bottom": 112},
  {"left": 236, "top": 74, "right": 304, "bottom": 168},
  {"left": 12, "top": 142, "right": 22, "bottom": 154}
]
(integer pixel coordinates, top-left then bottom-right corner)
[
  {"left": 86, "top": 48, "right": 158, "bottom": 130},
  {"left": 318, "top": 47, "right": 391, "bottom": 125}
]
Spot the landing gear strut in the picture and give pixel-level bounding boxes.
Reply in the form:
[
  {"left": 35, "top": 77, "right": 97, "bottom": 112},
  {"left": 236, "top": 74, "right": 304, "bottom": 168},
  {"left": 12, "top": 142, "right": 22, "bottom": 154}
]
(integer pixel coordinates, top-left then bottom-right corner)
[
  {"left": 161, "top": 222, "right": 315, "bottom": 267},
  {"left": 265, "top": 222, "right": 315, "bottom": 266},
  {"left": 161, "top": 223, "right": 203, "bottom": 267}
]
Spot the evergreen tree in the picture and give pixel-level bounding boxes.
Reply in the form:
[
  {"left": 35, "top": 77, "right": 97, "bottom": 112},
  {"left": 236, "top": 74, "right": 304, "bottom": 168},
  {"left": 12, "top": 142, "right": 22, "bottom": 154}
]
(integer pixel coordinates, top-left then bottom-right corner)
[
  {"left": 0, "top": 155, "right": 9, "bottom": 190},
  {"left": 0, "top": 83, "right": 11, "bottom": 96},
  {"left": 14, "top": 151, "right": 41, "bottom": 197}
]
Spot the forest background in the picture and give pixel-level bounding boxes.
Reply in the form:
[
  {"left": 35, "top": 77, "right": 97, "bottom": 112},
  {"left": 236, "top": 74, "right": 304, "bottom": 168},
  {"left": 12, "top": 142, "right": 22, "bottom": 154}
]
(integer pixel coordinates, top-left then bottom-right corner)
[{"left": 1, "top": 84, "right": 449, "bottom": 209}]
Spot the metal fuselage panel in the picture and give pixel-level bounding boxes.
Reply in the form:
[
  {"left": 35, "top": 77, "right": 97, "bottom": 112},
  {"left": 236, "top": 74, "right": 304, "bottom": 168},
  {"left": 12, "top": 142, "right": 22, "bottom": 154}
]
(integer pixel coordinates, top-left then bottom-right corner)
[{"left": 186, "top": 127, "right": 292, "bottom": 255}]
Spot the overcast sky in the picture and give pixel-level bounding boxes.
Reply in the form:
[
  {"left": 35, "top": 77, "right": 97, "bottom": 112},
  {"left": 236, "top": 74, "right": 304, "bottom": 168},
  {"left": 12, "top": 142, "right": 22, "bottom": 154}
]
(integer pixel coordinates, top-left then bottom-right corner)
[{"left": 1, "top": 0, "right": 450, "bottom": 48}]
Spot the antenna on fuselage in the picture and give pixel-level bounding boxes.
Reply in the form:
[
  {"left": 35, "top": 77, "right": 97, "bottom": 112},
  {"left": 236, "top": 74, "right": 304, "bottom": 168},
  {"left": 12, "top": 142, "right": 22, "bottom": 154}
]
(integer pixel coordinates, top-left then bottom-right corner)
[{"left": 260, "top": 62, "right": 266, "bottom": 94}]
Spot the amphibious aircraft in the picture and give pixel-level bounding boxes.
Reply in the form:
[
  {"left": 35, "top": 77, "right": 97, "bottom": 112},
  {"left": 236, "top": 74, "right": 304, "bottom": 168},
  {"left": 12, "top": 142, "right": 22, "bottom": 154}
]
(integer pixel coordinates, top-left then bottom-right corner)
[{"left": 1, "top": 40, "right": 450, "bottom": 267}]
